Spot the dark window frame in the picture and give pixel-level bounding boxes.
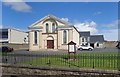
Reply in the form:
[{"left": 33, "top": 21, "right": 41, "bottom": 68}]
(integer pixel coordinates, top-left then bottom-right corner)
[
  {"left": 82, "top": 38, "right": 84, "bottom": 42},
  {"left": 0, "top": 30, "right": 8, "bottom": 39},
  {"left": 46, "top": 23, "right": 49, "bottom": 33},
  {"left": 52, "top": 23, "right": 56, "bottom": 33},
  {"left": 63, "top": 30, "right": 67, "bottom": 44},
  {"left": 34, "top": 31, "right": 37, "bottom": 44}
]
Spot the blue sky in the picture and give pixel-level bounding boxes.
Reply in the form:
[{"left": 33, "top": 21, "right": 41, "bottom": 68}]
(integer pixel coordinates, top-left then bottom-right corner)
[{"left": 1, "top": 2, "right": 118, "bottom": 41}]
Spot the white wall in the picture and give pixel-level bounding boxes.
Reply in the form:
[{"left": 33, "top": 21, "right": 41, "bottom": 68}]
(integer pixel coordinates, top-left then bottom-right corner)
[
  {"left": 9, "top": 29, "right": 28, "bottom": 44},
  {"left": 57, "top": 29, "right": 69, "bottom": 50},
  {"left": 29, "top": 31, "right": 40, "bottom": 51},
  {"left": 94, "top": 42, "right": 104, "bottom": 48},
  {"left": 80, "top": 37, "right": 90, "bottom": 46},
  {"left": 72, "top": 27, "right": 80, "bottom": 47}
]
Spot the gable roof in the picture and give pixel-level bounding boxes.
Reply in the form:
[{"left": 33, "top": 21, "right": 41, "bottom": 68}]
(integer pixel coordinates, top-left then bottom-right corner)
[
  {"left": 68, "top": 41, "right": 76, "bottom": 45},
  {"left": 90, "top": 35, "right": 104, "bottom": 43},
  {"left": 29, "top": 14, "right": 70, "bottom": 27},
  {"left": 79, "top": 31, "right": 90, "bottom": 37}
]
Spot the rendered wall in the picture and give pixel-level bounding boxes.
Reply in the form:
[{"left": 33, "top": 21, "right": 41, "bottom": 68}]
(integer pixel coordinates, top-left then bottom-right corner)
[
  {"left": 94, "top": 42, "right": 104, "bottom": 48},
  {"left": 29, "top": 31, "right": 40, "bottom": 51},
  {"left": 72, "top": 27, "right": 80, "bottom": 47},
  {"left": 9, "top": 29, "right": 28, "bottom": 44}
]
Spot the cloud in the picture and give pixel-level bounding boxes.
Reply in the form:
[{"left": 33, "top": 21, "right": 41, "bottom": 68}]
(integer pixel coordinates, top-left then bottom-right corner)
[
  {"left": 73, "top": 19, "right": 119, "bottom": 41},
  {"left": 0, "top": 25, "right": 13, "bottom": 28},
  {"left": 74, "top": 21, "right": 98, "bottom": 34},
  {"left": 3, "top": 0, "right": 32, "bottom": 12},
  {"left": 98, "top": 19, "right": 119, "bottom": 41},
  {"left": 99, "top": 29, "right": 118, "bottom": 41},
  {"left": 0, "top": 25, "right": 3, "bottom": 28},
  {"left": 93, "top": 11, "right": 102, "bottom": 16},
  {"left": 61, "top": 18, "right": 69, "bottom": 22},
  {"left": 101, "top": 20, "right": 118, "bottom": 28}
]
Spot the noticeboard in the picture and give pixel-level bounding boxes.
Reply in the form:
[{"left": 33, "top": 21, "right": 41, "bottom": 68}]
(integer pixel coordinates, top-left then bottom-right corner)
[{"left": 69, "top": 45, "right": 75, "bottom": 53}]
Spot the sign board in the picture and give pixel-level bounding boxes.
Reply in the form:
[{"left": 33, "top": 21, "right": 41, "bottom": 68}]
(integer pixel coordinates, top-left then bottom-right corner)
[
  {"left": 68, "top": 41, "right": 77, "bottom": 61},
  {"left": 69, "top": 45, "right": 74, "bottom": 53}
]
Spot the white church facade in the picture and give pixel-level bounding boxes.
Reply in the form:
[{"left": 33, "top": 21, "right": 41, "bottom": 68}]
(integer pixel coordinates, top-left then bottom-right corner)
[{"left": 28, "top": 15, "right": 80, "bottom": 51}]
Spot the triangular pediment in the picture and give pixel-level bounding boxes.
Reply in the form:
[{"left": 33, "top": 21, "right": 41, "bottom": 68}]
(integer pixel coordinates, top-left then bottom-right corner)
[{"left": 29, "top": 14, "right": 70, "bottom": 28}]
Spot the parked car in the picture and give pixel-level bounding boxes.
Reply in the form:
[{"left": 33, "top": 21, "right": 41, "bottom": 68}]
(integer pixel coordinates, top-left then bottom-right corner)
[
  {"left": 116, "top": 41, "right": 120, "bottom": 49},
  {"left": 0, "top": 46, "right": 14, "bottom": 52},
  {"left": 78, "top": 45, "right": 93, "bottom": 51}
]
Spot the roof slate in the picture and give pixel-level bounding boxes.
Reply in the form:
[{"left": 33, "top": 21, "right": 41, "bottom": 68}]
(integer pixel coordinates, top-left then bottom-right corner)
[
  {"left": 79, "top": 31, "right": 90, "bottom": 37},
  {"left": 90, "top": 35, "right": 104, "bottom": 43}
]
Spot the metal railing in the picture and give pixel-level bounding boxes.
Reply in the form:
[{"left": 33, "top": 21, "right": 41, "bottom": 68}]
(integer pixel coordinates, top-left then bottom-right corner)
[{"left": 1, "top": 53, "right": 120, "bottom": 70}]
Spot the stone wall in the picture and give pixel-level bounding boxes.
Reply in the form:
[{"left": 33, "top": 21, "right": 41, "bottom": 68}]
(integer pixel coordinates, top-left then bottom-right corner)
[
  {"left": 1, "top": 64, "right": 120, "bottom": 76},
  {"left": 104, "top": 41, "right": 118, "bottom": 48}
]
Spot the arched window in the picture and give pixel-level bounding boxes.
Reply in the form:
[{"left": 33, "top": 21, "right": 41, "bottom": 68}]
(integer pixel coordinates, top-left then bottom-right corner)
[
  {"left": 34, "top": 31, "right": 37, "bottom": 44},
  {"left": 63, "top": 30, "right": 67, "bottom": 44},
  {"left": 52, "top": 23, "right": 55, "bottom": 33},
  {"left": 46, "top": 23, "right": 49, "bottom": 33}
]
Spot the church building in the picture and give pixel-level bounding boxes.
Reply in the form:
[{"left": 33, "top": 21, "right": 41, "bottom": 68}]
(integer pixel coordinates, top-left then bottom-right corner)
[{"left": 28, "top": 15, "right": 80, "bottom": 51}]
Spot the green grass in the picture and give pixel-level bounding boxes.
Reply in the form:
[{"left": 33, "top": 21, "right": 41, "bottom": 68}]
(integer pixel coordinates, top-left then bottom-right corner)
[
  {"left": 21, "top": 52, "right": 120, "bottom": 70},
  {"left": 0, "top": 52, "right": 9, "bottom": 56}
]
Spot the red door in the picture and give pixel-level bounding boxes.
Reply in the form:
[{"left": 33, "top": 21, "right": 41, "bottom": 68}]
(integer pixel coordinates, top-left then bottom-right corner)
[{"left": 47, "top": 40, "right": 54, "bottom": 49}]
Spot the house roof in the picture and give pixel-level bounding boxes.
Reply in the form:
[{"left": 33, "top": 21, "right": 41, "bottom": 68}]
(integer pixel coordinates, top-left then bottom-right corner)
[
  {"left": 0, "top": 28, "right": 27, "bottom": 33},
  {"left": 29, "top": 14, "right": 70, "bottom": 27},
  {"left": 79, "top": 31, "right": 90, "bottom": 37},
  {"left": 90, "top": 35, "right": 104, "bottom": 43}
]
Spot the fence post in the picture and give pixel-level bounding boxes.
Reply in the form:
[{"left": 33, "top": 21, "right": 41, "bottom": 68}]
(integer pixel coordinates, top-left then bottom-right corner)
[
  {"left": 5, "top": 58, "right": 7, "bottom": 63},
  {"left": 48, "top": 59, "right": 51, "bottom": 66},
  {"left": 93, "top": 53, "right": 94, "bottom": 69},
  {"left": 14, "top": 57, "right": 16, "bottom": 64}
]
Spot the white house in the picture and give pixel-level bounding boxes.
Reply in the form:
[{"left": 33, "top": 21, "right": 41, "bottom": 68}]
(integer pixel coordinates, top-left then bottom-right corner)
[
  {"left": 90, "top": 35, "right": 104, "bottom": 48},
  {"left": 79, "top": 31, "right": 90, "bottom": 46}
]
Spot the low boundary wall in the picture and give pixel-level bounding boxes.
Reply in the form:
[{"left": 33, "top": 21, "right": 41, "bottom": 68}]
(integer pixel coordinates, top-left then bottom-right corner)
[{"left": 1, "top": 64, "right": 120, "bottom": 76}]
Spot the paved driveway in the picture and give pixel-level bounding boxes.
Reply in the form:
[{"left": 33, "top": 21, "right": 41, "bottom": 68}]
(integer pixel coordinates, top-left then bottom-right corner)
[{"left": 11, "top": 48, "right": 119, "bottom": 55}]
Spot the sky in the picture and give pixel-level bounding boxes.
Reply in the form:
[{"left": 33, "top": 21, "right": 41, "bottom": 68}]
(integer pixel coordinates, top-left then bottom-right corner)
[{"left": 1, "top": 1, "right": 119, "bottom": 41}]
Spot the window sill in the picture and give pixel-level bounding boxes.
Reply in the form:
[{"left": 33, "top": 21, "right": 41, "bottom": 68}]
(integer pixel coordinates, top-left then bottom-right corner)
[
  {"left": 33, "top": 44, "right": 38, "bottom": 46},
  {"left": 62, "top": 44, "right": 67, "bottom": 45},
  {"left": 42, "top": 33, "right": 57, "bottom": 34}
]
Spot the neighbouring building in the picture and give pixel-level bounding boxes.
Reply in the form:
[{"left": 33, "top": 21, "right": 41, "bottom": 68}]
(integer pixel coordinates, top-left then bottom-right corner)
[
  {"left": 79, "top": 31, "right": 90, "bottom": 46},
  {"left": 0, "top": 28, "right": 28, "bottom": 44},
  {"left": 90, "top": 35, "right": 104, "bottom": 48}
]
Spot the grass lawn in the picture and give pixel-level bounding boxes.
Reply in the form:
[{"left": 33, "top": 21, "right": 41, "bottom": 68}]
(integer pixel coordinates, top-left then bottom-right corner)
[
  {"left": 0, "top": 52, "right": 9, "bottom": 56},
  {"left": 21, "top": 52, "right": 120, "bottom": 70}
]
